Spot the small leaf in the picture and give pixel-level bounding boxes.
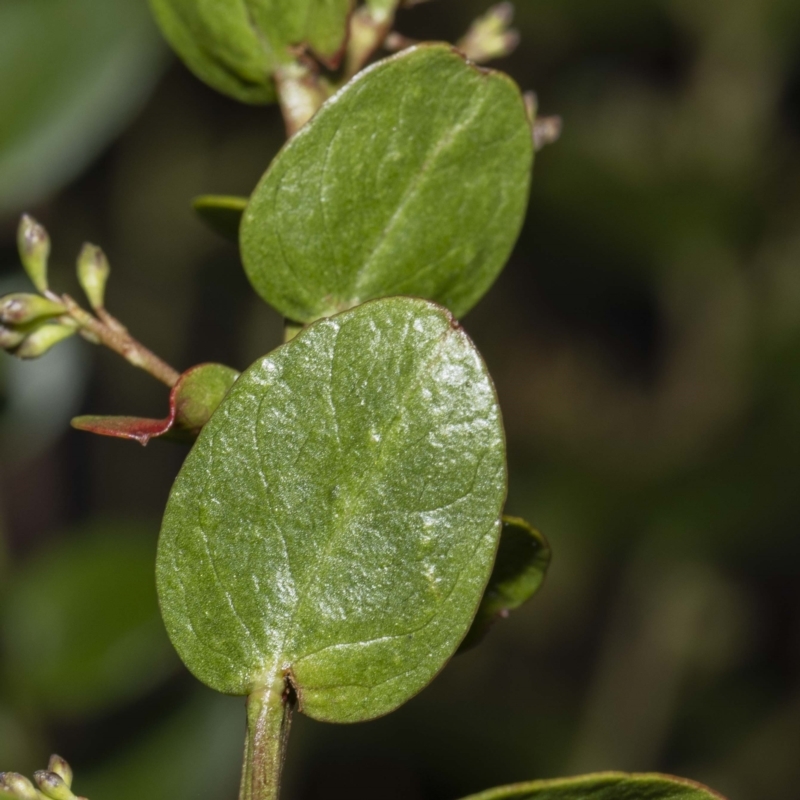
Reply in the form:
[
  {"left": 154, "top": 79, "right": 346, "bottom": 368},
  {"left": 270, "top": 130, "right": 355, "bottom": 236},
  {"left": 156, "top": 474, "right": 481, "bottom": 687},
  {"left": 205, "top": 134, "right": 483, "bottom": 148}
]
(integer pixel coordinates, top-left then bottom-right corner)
[
  {"left": 241, "top": 44, "right": 534, "bottom": 323},
  {"left": 71, "top": 363, "right": 239, "bottom": 445},
  {"left": 192, "top": 196, "right": 248, "bottom": 243},
  {"left": 458, "top": 773, "right": 728, "bottom": 800},
  {"left": 148, "top": 0, "right": 353, "bottom": 104},
  {"left": 1, "top": 522, "right": 177, "bottom": 716},
  {"left": 459, "top": 516, "right": 550, "bottom": 652},
  {"left": 157, "top": 297, "right": 507, "bottom": 722}
]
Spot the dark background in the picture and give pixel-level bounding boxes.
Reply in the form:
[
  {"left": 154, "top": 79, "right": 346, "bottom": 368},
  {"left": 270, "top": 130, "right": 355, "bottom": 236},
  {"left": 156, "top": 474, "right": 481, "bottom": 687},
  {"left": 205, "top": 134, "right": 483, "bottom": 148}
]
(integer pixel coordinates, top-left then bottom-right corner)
[{"left": 1, "top": 1, "right": 800, "bottom": 798}]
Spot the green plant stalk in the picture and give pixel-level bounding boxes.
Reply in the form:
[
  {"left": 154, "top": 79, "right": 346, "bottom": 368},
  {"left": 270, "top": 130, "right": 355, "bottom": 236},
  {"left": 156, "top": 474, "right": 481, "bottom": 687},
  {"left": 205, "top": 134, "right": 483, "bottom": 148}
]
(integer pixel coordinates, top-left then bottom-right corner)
[
  {"left": 274, "top": 63, "right": 329, "bottom": 137},
  {"left": 58, "top": 295, "right": 180, "bottom": 388},
  {"left": 240, "top": 682, "right": 295, "bottom": 800}
]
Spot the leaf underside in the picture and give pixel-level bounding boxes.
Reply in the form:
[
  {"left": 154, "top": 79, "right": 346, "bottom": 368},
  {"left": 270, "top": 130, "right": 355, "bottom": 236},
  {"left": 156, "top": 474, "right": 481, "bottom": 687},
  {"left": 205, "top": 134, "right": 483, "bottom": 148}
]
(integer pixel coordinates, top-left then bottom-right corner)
[
  {"left": 458, "top": 772, "right": 728, "bottom": 800},
  {"left": 157, "top": 297, "right": 507, "bottom": 722},
  {"left": 241, "top": 44, "right": 534, "bottom": 323},
  {"left": 459, "top": 516, "right": 550, "bottom": 652}
]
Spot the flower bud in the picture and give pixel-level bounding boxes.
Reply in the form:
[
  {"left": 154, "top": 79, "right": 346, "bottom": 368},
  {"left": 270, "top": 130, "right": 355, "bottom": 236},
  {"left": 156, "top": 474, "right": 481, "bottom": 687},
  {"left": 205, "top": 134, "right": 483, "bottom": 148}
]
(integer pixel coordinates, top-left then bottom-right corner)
[
  {"left": 0, "top": 294, "right": 66, "bottom": 325},
  {"left": 15, "top": 323, "right": 76, "bottom": 360},
  {"left": 33, "top": 771, "right": 75, "bottom": 800},
  {"left": 0, "top": 774, "right": 39, "bottom": 800},
  {"left": 77, "top": 244, "right": 110, "bottom": 311},
  {"left": 0, "top": 325, "right": 28, "bottom": 350},
  {"left": 47, "top": 757, "right": 72, "bottom": 789},
  {"left": 458, "top": 3, "right": 520, "bottom": 64},
  {"left": 17, "top": 215, "right": 50, "bottom": 293}
]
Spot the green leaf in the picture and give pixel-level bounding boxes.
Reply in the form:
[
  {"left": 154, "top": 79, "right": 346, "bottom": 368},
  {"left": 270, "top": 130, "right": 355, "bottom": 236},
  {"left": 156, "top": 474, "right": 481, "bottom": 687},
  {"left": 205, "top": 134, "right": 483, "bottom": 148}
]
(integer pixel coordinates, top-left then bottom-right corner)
[
  {"left": 71, "top": 363, "right": 239, "bottom": 445},
  {"left": 157, "top": 297, "right": 507, "bottom": 722},
  {"left": 2, "top": 522, "right": 177, "bottom": 716},
  {"left": 241, "top": 44, "right": 534, "bottom": 323},
  {"left": 193, "top": 195, "right": 248, "bottom": 243},
  {"left": 459, "top": 516, "right": 550, "bottom": 652},
  {"left": 148, "top": 0, "right": 353, "bottom": 104},
  {"left": 458, "top": 773, "right": 728, "bottom": 800},
  {"left": 0, "top": 0, "right": 165, "bottom": 216},
  {"left": 249, "top": 0, "right": 355, "bottom": 68}
]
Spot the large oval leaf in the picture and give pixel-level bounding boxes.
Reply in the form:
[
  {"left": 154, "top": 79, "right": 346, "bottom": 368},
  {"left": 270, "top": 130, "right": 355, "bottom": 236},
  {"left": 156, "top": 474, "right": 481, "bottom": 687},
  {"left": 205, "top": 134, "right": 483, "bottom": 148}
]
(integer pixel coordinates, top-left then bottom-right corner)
[
  {"left": 458, "top": 773, "right": 727, "bottom": 800},
  {"left": 240, "top": 44, "right": 534, "bottom": 323},
  {"left": 148, "top": 0, "right": 352, "bottom": 104},
  {"left": 157, "top": 297, "right": 507, "bottom": 722}
]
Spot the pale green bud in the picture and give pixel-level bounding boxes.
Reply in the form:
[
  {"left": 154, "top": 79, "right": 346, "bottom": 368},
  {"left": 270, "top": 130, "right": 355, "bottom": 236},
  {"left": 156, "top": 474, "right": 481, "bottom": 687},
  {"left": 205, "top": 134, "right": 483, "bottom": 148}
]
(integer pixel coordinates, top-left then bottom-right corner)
[
  {"left": 15, "top": 323, "right": 76, "bottom": 360},
  {"left": 0, "top": 294, "right": 66, "bottom": 325},
  {"left": 76, "top": 244, "right": 110, "bottom": 311},
  {"left": 46, "top": 757, "right": 72, "bottom": 790},
  {"left": 0, "top": 325, "right": 27, "bottom": 350},
  {"left": 17, "top": 215, "right": 50, "bottom": 293},
  {"left": 33, "top": 771, "right": 75, "bottom": 800},
  {"left": 0, "top": 773, "right": 39, "bottom": 800},
  {"left": 458, "top": 3, "right": 520, "bottom": 64}
]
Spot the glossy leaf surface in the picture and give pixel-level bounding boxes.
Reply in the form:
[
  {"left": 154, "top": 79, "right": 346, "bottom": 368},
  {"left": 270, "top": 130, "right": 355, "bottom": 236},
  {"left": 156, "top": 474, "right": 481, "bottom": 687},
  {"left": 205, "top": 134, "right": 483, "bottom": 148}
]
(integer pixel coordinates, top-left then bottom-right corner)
[
  {"left": 148, "top": 0, "right": 352, "bottom": 104},
  {"left": 72, "top": 363, "right": 239, "bottom": 445},
  {"left": 0, "top": 0, "right": 165, "bottom": 216},
  {"left": 241, "top": 44, "right": 534, "bottom": 323},
  {"left": 459, "top": 773, "right": 727, "bottom": 800},
  {"left": 157, "top": 297, "right": 507, "bottom": 722},
  {"left": 2, "top": 522, "right": 176, "bottom": 716},
  {"left": 460, "top": 516, "right": 550, "bottom": 652},
  {"left": 193, "top": 195, "right": 248, "bottom": 242}
]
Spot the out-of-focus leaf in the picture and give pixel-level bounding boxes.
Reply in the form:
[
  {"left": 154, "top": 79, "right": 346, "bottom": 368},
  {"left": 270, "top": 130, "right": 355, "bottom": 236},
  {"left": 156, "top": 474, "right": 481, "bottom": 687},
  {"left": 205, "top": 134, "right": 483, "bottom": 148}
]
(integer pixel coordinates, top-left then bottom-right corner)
[
  {"left": 0, "top": 0, "right": 166, "bottom": 217},
  {"left": 2, "top": 522, "right": 178, "bottom": 717},
  {"left": 192, "top": 196, "right": 248, "bottom": 243},
  {"left": 71, "top": 363, "right": 239, "bottom": 446},
  {"left": 460, "top": 516, "right": 550, "bottom": 652},
  {"left": 148, "top": 0, "right": 352, "bottom": 104},
  {"left": 0, "top": 710, "right": 33, "bottom": 770},
  {"left": 157, "top": 297, "right": 507, "bottom": 722},
  {"left": 459, "top": 773, "right": 727, "bottom": 800},
  {"left": 81, "top": 690, "right": 243, "bottom": 800},
  {"left": 241, "top": 44, "right": 534, "bottom": 323}
]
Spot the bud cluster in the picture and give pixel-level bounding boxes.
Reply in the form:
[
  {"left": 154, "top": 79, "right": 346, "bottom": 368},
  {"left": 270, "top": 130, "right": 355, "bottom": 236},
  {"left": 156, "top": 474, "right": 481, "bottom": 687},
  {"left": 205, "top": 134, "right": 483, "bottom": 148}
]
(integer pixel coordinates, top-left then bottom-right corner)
[
  {"left": 0, "top": 216, "right": 112, "bottom": 361},
  {"left": 0, "top": 755, "right": 86, "bottom": 800},
  {"left": 457, "top": 3, "right": 520, "bottom": 65}
]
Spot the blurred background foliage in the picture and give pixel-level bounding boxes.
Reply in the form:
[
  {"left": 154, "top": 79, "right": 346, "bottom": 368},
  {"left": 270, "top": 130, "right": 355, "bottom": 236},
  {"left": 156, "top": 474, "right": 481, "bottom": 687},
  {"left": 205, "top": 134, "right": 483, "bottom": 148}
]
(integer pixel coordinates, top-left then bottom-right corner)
[{"left": 0, "top": 0, "right": 799, "bottom": 799}]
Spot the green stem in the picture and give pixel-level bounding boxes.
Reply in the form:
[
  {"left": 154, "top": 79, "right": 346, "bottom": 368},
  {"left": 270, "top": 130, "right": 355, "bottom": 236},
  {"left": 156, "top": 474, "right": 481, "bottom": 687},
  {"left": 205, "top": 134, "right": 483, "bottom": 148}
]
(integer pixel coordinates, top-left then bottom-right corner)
[
  {"left": 240, "top": 681, "right": 295, "bottom": 800},
  {"left": 274, "top": 62, "right": 329, "bottom": 138},
  {"left": 343, "top": 6, "right": 396, "bottom": 80},
  {"left": 59, "top": 295, "right": 181, "bottom": 388}
]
